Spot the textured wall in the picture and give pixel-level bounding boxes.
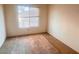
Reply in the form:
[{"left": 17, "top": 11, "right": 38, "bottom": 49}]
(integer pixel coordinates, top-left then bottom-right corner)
[
  {"left": 4, "top": 4, "right": 48, "bottom": 37},
  {"left": 48, "top": 5, "right": 79, "bottom": 52},
  {"left": 0, "top": 5, "right": 6, "bottom": 47}
]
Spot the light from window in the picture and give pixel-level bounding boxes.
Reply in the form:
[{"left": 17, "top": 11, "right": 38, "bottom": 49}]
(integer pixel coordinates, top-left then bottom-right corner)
[{"left": 17, "top": 5, "right": 39, "bottom": 28}]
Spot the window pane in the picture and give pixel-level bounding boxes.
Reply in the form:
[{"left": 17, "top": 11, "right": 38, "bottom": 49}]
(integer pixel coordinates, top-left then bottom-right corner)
[
  {"left": 30, "top": 17, "right": 39, "bottom": 27},
  {"left": 18, "top": 18, "right": 29, "bottom": 28},
  {"left": 29, "top": 8, "right": 39, "bottom": 16},
  {"left": 17, "top": 5, "right": 39, "bottom": 28},
  {"left": 18, "top": 6, "right": 29, "bottom": 17},
  {"left": 24, "top": 7, "right": 29, "bottom": 17}
]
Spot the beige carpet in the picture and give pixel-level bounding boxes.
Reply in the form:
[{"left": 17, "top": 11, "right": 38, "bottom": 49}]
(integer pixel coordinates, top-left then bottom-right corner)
[{"left": 0, "top": 34, "right": 59, "bottom": 54}]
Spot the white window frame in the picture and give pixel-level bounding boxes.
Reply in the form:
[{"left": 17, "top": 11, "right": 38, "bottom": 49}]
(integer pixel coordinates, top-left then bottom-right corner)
[{"left": 17, "top": 5, "right": 40, "bottom": 28}]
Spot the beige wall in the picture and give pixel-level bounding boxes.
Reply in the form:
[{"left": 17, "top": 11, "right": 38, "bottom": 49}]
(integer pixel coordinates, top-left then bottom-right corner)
[
  {"left": 0, "top": 5, "right": 6, "bottom": 47},
  {"left": 48, "top": 5, "right": 79, "bottom": 52},
  {"left": 4, "top": 4, "right": 48, "bottom": 37}
]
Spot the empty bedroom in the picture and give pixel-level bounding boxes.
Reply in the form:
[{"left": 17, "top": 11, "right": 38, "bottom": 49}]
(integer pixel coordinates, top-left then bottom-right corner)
[{"left": 0, "top": 4, "right": 79, "bottom": 54}]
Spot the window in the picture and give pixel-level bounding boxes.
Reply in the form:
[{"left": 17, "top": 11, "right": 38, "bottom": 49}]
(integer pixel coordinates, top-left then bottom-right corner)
[{"left": 17, "top": 5, "right": 39, "bottom": 28}]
